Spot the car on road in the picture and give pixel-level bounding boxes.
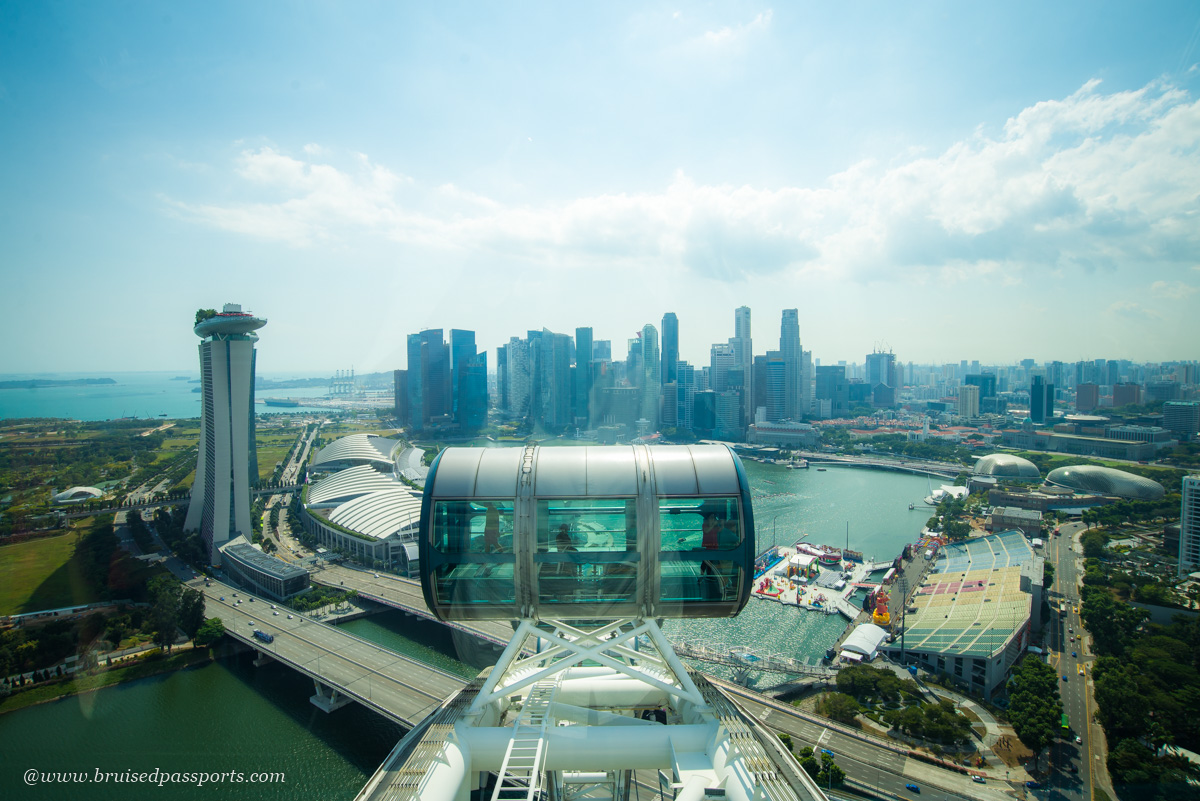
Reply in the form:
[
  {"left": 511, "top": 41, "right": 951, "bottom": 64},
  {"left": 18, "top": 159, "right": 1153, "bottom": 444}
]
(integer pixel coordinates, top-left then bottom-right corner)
[
  {"left": 273, "top": 611, "right": 279, "bottom": 615},
  {"left": 972, "top": 775, "right": 986, "bottom": 783},
  {"left": 287, "top": 614, "right": 293, "bottom": 619},
  {"left": 1068, "top": 627, "right": 1073, "bottom": 633},
  {"left": 1076, "top": 736, "right": 1082, "bottom": 744},
  {"left": 1063, "top": 675, "right": 1069, "bottom": 682},
  {"left": 1078, "top": 665, "right": 1085, "bottom": 675},
  {"left": 905, "top": 784, "right": 920, "bottom": 793},
  {"left": 1026, "top": 780, "right": 1041, "bottom": 789},
  {"left": 1071, "top": 651, "right": 1076, "bottom": 658}
]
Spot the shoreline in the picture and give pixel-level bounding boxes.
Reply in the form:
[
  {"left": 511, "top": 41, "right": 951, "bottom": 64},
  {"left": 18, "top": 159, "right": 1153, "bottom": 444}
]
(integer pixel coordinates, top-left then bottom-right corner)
[{"left": 0, "top": 643, "right": 238, "bottom": 717}]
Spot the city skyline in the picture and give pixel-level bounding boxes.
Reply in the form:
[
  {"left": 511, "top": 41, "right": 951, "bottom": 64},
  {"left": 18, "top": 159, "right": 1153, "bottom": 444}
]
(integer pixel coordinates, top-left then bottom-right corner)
[{"left": 2, "top": 3, "right": 1199, "bottom": 373}]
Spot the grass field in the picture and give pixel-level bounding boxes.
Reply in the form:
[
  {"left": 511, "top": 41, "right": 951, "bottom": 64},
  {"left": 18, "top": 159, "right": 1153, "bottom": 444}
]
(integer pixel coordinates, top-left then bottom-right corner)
[{"left": 0, "top": 523, "right": 98, "bottom": 616}]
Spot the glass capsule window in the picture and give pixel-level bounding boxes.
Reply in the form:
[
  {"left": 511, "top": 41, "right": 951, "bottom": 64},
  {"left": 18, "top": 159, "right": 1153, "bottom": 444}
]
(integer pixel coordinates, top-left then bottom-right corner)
[
  {"left": 659, "top": 497, "right": 743, "bottom": 604},
  {"left": 429, "top": 500, "right": 517, "bottom": 612},
  {"left": 535, "top": 499, "right": 638, "bottom": 608}
]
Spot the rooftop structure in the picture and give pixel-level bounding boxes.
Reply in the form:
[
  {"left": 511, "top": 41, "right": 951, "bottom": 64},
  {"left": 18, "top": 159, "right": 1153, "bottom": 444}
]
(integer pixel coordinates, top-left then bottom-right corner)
[
  {"left": 840, "top": 623, "right": 890, "bottom": 662},
  {"left": 937, "top": 530, "right": 1037, "bottom": 573},
  {"left": 221, "top": 539, "right": 309, "bottom": 601},
  {"left": 52, "top": 486, "right": 103, "bottom": 504},
  {"left": 308, "top": 464, "right": 409, "bottom": 507},
  {"left": 301, "top": 482, "right": 423, "bottom": 576},
  {"left": 972, "top": 453, "right": 1040, "bottom": 480},
  {"left": 310, "top": 433, "right": 401, "bottom": 473},
  {"left": 1045, "top": 465, "right": 1165, "bottom": 501},
  {"left": 986, "top": 507, "right": 1043, "bottom": 535},
  {"left": 886, "top": 531, "right": 1038, "bottom": 697}
]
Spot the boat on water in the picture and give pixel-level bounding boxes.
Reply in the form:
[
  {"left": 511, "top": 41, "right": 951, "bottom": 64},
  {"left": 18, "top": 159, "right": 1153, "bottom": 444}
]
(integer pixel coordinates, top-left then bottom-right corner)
[
  {"left": 262, "top": 398, "right": 302, "bottom": 407},
  {"left": 908, "top": 502, "right": 915, "bottom": 510},
  {"left": 816, "top": 467, "right": 826, "bottom": 471}
]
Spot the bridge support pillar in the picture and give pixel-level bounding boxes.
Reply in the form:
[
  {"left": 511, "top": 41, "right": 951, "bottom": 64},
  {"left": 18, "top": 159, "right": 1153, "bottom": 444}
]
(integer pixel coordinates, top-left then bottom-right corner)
[
  {"left": 310, "top": 681, "right": 353, "bottom": 714},
  {"left": 253, "top": 651, "right": 274, "bottom": 667}
]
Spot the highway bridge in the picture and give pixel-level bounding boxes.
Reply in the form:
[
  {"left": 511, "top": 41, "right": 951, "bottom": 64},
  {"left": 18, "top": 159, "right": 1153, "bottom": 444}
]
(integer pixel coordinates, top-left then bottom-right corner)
[{"left": 199, "top": 578, "right": 467, "bottom": 727}]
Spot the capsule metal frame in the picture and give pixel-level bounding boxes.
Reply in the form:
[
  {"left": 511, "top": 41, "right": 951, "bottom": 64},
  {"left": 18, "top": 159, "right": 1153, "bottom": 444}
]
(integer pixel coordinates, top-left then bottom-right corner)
[{"left": 418, "top": 444, "right": 755, "bottom": 622}]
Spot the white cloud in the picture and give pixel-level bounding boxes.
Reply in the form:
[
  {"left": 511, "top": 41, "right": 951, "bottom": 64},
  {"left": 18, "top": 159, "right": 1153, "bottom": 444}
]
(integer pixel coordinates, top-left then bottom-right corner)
[
  {"left": 1107, "top": 300, "right": 1163, "bottom": 321},
  {"left": 167, "top": 78, "right": 1200, "bottom": 288},
  {"left": 697, "top": 10, "right": 773, "bottom": 48},
  {"left": 1151, "top": 280, "right": 1199, "bottom": 299}
]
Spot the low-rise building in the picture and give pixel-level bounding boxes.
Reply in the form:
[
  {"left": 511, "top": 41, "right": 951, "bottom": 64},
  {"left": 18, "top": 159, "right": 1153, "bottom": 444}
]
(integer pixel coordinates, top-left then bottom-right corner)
[
  {"left": 986, "top": 506, "right": 1043, "bottom": 535},
  {"left": 221, "top": 539, "right": 310, "bottom": 601}
]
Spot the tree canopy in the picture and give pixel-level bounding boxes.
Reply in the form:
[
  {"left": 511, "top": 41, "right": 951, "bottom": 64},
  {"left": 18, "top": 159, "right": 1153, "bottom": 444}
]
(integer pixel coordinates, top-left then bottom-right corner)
[{"left": 1007, "top": 657, "right": 1063, "bottom": 753}]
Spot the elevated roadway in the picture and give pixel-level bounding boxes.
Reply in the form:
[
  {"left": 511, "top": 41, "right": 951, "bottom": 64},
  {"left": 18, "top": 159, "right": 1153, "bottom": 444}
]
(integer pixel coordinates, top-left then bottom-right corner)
[
  {"left": 198, "top": 578, "right": 467, "bottom": 727},
  {"left": 311, "top": 564, "right": 517, "bottom": 647}
]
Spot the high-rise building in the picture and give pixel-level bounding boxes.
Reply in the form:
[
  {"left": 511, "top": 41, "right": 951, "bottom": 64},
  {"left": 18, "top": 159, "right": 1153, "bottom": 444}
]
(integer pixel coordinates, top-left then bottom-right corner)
[
  {"left": 1180, "top": 476, "right": 1200, "bottom": 578},
  {"left": 1164, "top": 401, "right": 1200, "bottom": 440},
  {"left": 710, "top": 343, "right": 735, "bottom": 392},
  {"left": 958, "top": 384, "right": 980, "bottom": 418},
  {"left": 660, "top": 313, "right": 678, "bottom": 387},
  {"left": 538, "top": 329, "right": 573, "bottom": 429},
  {"left": 815, "top": 365, "right": 849, "bottom": 419},
  {"left": 574, "top": 327, "right": 593, "bottom": 427},
  {"left": 780, "top": 309, "right": 802, "bottom": 420},
  {"left": 449, "top": 329, "right": 476, "bottom": 419},
  {"left": 458, "top": 352, "right": 488, "bottom": 431},
  {"left": 1112, "top": 382, "right": 1141, "bottom": 408},
  {"left": 505, "top": 337, "right": 532, "bottom": 419},
  {"left": 393, "top": 369, "right": 409, "bottom": 426},
  {"left": 732, "top": 306, "right": 752, "bottom": 431},
  {"left": 1075, "top": 382, "right": 1099, "bottom": 413},
  {"left": 1031, "top": 375, "right": 1055, "bottom": 423},
  {"left": 965, "top": 373, "right": 996, "bottom": 399},
  {"left": 185, "top": 304, "right": 266, "bottom": 564},
  {"left": 640, "top": 324, "right": 660, "bottom": 427}
]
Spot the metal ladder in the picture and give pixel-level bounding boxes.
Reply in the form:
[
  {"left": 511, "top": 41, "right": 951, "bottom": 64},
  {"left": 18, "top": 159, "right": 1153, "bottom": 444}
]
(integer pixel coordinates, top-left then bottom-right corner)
[{"left": 492, "top": 680, "right": 559, "bottom": 801}]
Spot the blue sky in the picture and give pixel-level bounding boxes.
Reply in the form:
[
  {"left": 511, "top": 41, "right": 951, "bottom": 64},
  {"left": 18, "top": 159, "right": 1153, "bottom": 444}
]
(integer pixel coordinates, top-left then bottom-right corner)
[{"left": 2, "top": 1, "right": 1198, "bottom": 374}]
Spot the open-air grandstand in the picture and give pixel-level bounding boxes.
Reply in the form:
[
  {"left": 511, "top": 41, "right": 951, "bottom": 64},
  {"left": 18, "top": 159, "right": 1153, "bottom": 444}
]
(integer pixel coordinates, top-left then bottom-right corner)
[{"left": 936, "top": 529, "right": 1035, "bottom": 573}]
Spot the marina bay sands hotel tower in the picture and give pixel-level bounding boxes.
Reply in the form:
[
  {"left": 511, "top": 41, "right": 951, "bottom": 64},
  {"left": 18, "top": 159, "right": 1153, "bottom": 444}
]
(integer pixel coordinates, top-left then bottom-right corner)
[{"left": 185, "top": 303, "right": 267, "bottom": 564}]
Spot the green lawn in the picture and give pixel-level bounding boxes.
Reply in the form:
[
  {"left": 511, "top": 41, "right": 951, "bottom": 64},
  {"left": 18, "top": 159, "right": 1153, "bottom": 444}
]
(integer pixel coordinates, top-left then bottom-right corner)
[{"left": 0, "top": 525, "right": 98, "bottom": 616}]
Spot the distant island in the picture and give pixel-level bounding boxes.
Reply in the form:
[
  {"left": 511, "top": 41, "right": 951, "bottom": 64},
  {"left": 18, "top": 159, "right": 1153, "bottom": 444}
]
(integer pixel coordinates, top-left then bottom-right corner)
[
  {"left": 170, "top": 376, "right": 192, "bottom": 381},
  {"left": 0, "top": 378, "right": 117, "bottom": 390},
  {"left": 256, "top": 377, "right": 329, "bottom": 389}
]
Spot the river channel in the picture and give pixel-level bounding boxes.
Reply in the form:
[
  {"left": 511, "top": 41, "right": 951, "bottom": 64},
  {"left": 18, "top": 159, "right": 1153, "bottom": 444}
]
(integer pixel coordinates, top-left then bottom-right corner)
[{"left": 0, "top": 461, "right": 936, "bottom": 800}]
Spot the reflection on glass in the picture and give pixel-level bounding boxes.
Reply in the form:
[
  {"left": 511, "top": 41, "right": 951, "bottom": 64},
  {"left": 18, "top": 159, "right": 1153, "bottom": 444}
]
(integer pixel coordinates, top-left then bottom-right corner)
[
  {"left": 659, "top": 497, "right": 742, "bottom": 602},
  {"left": 535, "top": 499, "right": 638, "bottom": 607}
]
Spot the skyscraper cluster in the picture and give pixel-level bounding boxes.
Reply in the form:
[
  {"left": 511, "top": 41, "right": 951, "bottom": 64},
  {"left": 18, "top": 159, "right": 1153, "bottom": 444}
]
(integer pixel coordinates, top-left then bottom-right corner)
[
  {"left": 395, "top": 329, "right": 487, "bottom": 434},
  {"left": 477, "top": 308, "right": 824, "bottom": 441}
]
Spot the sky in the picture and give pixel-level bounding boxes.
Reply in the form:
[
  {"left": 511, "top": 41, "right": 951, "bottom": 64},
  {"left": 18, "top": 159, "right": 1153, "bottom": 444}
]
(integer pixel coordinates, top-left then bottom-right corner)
[{"left": 1, "top": 1, "right": 1199, "bottom": 375}]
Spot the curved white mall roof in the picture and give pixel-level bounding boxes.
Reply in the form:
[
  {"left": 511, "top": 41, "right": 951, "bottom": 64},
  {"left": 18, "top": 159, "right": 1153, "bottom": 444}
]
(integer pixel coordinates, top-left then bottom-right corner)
[
  {"left": 841, "top": 623, "right": 889, "bottom": 658},
  {"left": 308, "top": 465, "right": 405, "bottom": 506},
  {"left": 328, "top": 488, "right": 423, "bottom": 541},
  {"left": 312, "top": 433, "right": 400, "bottom": 470},
  {"left": 53, "top": 486, "right": 103, "bottom": 502}
]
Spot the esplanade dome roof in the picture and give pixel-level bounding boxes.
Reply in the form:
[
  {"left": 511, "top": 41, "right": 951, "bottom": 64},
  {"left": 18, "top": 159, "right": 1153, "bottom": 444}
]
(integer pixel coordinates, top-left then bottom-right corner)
[
  {"left": 1044, "top": 465, "right": 1165, "bottom": 501},
  {"left": 973, "top": 454, "right": 1041, "bottom": 480}
]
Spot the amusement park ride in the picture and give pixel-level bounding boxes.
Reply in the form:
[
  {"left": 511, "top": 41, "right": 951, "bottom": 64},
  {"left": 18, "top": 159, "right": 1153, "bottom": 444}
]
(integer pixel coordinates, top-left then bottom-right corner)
[{"left": 360, "top": 444, "right": 830, "bottom": 801}]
